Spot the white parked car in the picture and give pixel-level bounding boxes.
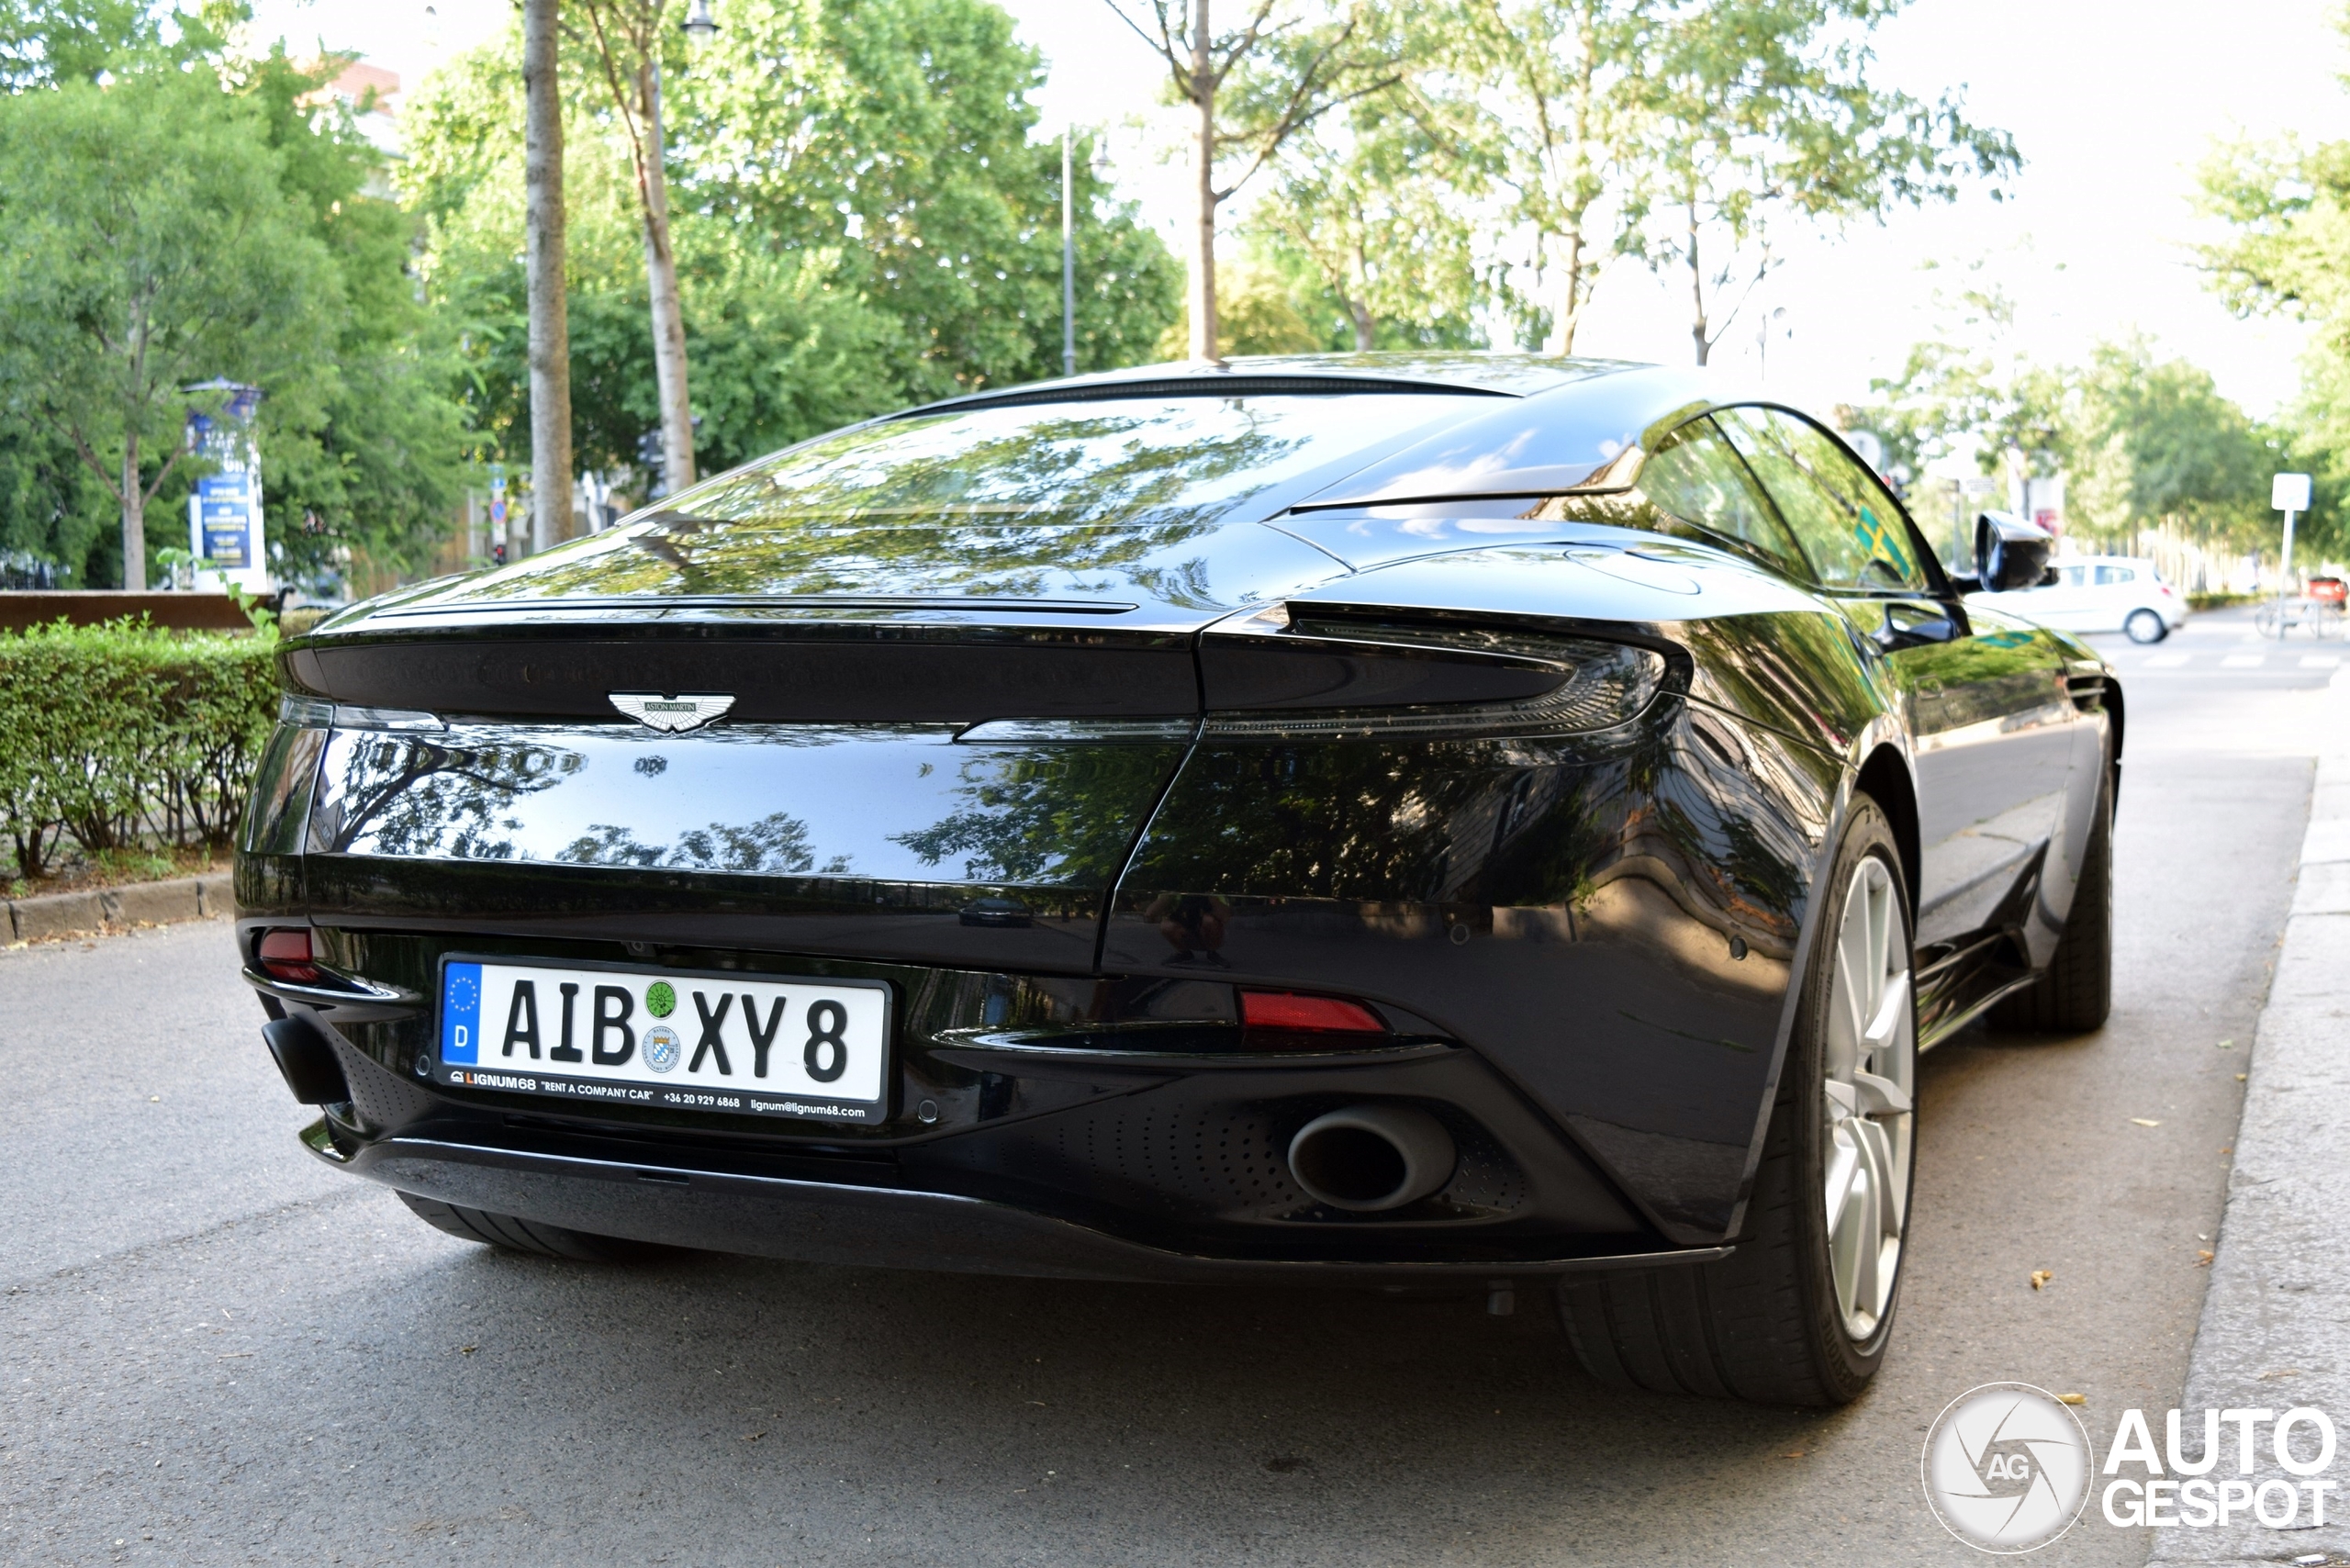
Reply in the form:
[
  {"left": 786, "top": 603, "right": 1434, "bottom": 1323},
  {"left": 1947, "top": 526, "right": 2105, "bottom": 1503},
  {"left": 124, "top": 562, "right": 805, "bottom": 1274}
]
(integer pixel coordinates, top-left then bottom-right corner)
[{"left": 1969, "top": 554, "right": 2188, "bottom": 644}]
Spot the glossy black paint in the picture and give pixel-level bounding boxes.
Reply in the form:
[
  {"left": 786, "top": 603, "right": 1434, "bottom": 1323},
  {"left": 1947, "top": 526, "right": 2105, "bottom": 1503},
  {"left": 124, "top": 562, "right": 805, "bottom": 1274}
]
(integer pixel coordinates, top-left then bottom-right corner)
[{"left": 237, "top": 353, "right": 2117, "bottom": 1274}]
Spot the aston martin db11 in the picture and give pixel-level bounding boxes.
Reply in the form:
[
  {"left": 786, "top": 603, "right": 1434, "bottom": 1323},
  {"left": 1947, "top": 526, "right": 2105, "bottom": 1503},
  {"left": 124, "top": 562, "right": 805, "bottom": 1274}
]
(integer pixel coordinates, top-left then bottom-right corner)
[{"left": 238, "top": 354, "right": 2117, "bottom": 1406}]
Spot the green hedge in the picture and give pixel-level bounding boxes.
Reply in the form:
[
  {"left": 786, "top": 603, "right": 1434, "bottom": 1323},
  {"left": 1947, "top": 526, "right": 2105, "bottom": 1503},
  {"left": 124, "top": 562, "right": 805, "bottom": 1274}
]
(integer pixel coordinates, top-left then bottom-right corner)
[{"left": 0, "top": 619, "right": 280, "bottom": 879}]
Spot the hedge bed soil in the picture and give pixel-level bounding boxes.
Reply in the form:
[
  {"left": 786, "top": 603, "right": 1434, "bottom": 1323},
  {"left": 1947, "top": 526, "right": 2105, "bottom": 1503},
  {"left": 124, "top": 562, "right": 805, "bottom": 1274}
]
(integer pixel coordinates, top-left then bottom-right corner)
[{"left": 5, "top": 871, "right": 231, "bottom": 943}]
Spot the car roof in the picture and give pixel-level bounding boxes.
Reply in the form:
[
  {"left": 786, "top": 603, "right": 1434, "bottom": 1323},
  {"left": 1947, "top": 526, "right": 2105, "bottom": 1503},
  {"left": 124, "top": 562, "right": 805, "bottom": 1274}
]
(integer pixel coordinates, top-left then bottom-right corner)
[{"left": 905, "top": 353, "right": 1646, "bottom": 412}]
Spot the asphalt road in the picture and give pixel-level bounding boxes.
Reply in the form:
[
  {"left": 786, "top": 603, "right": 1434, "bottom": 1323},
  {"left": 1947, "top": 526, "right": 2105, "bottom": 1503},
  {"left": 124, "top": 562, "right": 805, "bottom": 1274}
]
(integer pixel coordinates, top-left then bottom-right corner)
[{"left": 0, "top": 607, "right": 2329, "bottom": 1567}]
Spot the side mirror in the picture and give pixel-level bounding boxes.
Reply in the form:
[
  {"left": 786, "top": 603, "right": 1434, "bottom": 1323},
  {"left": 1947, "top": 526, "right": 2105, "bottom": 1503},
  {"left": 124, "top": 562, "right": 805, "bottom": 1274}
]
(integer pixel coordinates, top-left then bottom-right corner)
[
  {"left": 1874, "top": 604, "right": 1960, "bottom": 653},
  {"left": 1975, "top": 510, "right": 2055, "bottom": 592}
]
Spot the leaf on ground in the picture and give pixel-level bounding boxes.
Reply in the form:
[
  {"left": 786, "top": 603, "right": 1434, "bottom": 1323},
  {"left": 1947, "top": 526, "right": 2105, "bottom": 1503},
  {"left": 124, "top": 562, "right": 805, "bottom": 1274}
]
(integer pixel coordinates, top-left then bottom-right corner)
[
  {"left": 2057, "top": 1393, "right": 2086, "bottom": 1405},
  {"left": 2030, "top": 1270, "right": 2053, "bottom": 1290},
  {"left": 2197, "top": 1250, "right": 2216, "bottom": 1267},
  {"left": 2131, "top": 1117, "right": 2162, "bottom": 1127}
]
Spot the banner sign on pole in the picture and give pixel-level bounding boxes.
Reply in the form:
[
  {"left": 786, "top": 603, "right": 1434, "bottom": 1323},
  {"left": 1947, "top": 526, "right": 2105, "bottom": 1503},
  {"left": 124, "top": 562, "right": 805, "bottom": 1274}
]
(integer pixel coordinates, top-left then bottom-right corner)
[{"left": 185, "top": 382, "right": 267, "bottom": 593}]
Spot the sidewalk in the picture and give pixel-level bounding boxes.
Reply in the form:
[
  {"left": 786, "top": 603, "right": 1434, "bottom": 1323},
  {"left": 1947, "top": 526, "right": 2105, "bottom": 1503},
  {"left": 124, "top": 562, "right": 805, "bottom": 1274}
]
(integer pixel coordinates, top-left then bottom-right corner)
[{"left": 2152, "top": 666, "right": 2350, "bottom": 1566}]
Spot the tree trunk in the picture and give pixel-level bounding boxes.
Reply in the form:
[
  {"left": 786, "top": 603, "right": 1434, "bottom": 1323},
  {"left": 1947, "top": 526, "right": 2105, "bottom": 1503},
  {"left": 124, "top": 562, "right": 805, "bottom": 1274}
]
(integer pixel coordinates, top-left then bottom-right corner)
[
  {"left": 637, "top": 54, "right": 695, "bottom": 495},
  {"left": 1345, "top": 241, "right": 1375, "bottom": 351},
  {"left": 119, "top": 431, "right": 144, "bottom": 588},
  {"left": 1550, "top": 222, "right": 1586, "bottom": 355},
  {"left": 1546, "top": 4, "right": 1599, "bottom": 357},
  {"left": 1685, "top": 198, "right": 1708, "bottom": 366},
  {"left": 1188, "top": 0, "right": 1220, "bottom": 363},
  {"left": 524, "top": 0, "right": 575, "bottom": 550}
]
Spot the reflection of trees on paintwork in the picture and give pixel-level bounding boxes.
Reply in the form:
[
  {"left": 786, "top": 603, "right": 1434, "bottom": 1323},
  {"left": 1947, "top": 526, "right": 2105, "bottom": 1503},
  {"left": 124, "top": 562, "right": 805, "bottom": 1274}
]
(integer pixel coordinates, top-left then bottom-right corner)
[
  {"left": 1131, "top": 739, "right": 1632, "bottom": 902},
  {"left": 410, "top": 400, "right": 1356, "bottom": 606},
  {"left": 555, "top": 812, "right": 852, "bottom": 874},
  {"left": 1125, "top": 719, "right": 1820, "bottom": 945},
  {"left": 312, "top": 734, "right": 578, "bottom": 861},
  {"left": 890, "top": 745, "right": 1186, "bottom": 884}
]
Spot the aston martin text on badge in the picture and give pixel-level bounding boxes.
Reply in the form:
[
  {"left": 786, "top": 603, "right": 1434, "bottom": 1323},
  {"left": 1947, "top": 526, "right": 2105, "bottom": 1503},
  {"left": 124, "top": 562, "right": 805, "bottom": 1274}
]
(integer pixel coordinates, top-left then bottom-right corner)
[{"left": 609, "top": 692, "right": 736, "bottom": 732}]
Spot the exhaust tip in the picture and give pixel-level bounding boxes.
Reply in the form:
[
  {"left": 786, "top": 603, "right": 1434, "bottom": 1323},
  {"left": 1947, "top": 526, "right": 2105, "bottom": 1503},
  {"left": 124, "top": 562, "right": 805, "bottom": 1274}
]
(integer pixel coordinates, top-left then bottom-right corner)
[
  {"left": 1287, "top": 1105, "right": 1457, "bottom": 1212},
  {"left": 263, "top": 1014, "right": 350, "bottom": 1105}
]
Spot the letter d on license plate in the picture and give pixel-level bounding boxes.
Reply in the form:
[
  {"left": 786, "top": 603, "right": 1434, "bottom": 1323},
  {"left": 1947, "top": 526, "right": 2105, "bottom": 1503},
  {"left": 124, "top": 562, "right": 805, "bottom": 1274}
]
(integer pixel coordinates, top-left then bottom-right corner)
[{"left": 435, "top": 957, "right": 890, "bottom": 1124}]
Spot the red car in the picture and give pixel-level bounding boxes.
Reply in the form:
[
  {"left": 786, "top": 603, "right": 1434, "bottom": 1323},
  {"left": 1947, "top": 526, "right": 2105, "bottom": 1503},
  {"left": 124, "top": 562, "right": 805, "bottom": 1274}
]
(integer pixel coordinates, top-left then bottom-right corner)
[{"left": 2308, "top": 576, "right": 2346, "bottom": 606}]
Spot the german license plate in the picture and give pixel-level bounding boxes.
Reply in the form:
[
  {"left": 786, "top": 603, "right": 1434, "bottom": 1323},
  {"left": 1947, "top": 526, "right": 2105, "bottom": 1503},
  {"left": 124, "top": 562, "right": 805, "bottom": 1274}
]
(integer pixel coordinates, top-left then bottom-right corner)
[{"left": 434, "top": 958, "right": 890, "bottom": 1124}]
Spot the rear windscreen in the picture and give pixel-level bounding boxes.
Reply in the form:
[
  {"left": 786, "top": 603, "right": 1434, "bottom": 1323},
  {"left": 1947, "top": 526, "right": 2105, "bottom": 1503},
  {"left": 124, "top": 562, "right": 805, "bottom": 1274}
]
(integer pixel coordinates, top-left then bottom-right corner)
[{"left": 416, "top": 395, "right": 1483, "bottom": 606}]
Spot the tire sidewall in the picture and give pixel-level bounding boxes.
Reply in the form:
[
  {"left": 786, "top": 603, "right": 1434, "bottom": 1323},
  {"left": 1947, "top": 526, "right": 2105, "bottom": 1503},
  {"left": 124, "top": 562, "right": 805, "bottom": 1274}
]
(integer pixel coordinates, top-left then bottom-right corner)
[
  {"left": 2125, "top": 610, "right": 2165, "bottom": 644},
  {"left": 1785, "top": 796, "right": 1917, "bottom": 1393}
]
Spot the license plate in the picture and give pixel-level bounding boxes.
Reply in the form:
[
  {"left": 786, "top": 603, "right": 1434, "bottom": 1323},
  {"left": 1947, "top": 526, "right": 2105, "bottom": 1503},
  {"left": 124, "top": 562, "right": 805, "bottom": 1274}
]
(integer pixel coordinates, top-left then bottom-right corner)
[{"left": 434, "top": 958, "right": 890, "bottom": 1124}]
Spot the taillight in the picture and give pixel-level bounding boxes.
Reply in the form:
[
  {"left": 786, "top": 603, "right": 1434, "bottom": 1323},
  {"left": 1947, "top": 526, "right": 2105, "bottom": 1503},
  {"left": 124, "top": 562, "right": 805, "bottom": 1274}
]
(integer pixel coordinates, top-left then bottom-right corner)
[
  {"left": 1199, "top": 606, "right": 1665, "bottom": 740},
  {"left": 257, "top": 928, "right": 320, "bottom": 983},
  {"left": 1240, "top": 990, "right": 1388, "bottom": 1047}
]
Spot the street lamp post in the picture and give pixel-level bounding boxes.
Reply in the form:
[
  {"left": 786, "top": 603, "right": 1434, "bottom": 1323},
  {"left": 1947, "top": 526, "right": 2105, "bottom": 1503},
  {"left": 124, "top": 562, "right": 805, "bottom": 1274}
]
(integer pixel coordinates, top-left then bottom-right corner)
[{"left": 1062, "top": 127, "right": 1077, "bottom": 378}]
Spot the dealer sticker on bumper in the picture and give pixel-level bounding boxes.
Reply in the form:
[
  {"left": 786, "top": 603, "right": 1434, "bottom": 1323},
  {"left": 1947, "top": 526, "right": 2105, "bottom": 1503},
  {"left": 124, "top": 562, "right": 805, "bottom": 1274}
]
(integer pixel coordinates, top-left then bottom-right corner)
[{"left": 435, "top": 958, "right": 890, "bottom": 1124}]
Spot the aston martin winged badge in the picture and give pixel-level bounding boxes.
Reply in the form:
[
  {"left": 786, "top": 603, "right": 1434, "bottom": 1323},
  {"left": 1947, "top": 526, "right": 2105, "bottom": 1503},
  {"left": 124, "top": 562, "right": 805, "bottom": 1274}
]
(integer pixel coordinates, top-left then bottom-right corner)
[{"left": 609, "top": 692, "right": 736, "bottom": 734}]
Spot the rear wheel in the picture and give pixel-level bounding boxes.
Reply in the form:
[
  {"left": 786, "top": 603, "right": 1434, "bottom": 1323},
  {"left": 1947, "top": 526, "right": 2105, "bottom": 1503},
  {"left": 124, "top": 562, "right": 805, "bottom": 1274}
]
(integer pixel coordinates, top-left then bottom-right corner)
[
  {"left": 2124, "top": 609, "right": 2165, "bottom": 644},
  {"left": 396, "top": 1191, "right": 664, "bottom": 1262},
  {"left": 1559, "top": 796, "right": 1916, "bottom": 1406},
  {"left": 1988, "top": 763, "right": 2113, "bottom": 1034}
]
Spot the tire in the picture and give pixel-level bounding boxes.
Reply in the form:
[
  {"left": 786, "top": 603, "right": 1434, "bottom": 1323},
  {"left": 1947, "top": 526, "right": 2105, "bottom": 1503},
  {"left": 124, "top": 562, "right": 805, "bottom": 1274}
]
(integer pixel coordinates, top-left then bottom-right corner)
[
  {"left": 1988, "top": 761, "right": 2113, "bottom": 1034},
  {"left": 396, "top": 1191, "right": 665, "bottom": 1262},
  {"left": 1559, "top": 796, "right": 1916, "bottom": 1406},
  {"left": 2123, "top": 609, "right": 2165, "bottom": 644}
]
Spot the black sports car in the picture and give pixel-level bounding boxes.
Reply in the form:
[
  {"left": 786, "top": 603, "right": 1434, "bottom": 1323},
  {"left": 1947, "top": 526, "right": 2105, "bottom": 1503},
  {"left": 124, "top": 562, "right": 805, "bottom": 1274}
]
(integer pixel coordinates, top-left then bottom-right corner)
[{"left": 237, "top": 354, "right": 2116, "bottom": 1407}]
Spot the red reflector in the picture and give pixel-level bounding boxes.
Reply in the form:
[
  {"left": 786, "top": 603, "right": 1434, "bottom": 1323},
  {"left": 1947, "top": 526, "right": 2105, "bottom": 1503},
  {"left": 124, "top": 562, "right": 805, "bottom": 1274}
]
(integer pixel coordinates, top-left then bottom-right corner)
[
  {"left": 257, "top": 928, "right": 319, "bottom": 983},
  {"left": 1239, "top": 991, "right": 1385, "bottom": 1033}
]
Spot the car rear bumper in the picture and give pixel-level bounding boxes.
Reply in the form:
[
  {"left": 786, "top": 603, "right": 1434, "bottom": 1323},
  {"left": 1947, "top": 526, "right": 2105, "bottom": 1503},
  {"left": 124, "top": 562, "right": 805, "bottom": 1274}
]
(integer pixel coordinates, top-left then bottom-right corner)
[{"left": 307, "top": 1117, "right": 1728, "bottom": 1285}]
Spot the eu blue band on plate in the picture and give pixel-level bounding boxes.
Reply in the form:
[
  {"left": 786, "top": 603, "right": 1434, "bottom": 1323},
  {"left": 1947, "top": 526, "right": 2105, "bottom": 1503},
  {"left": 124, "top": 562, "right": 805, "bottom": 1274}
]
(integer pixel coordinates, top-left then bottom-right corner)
[{"left": 441, "top": 962, "right": 482, "bottom": 1064}]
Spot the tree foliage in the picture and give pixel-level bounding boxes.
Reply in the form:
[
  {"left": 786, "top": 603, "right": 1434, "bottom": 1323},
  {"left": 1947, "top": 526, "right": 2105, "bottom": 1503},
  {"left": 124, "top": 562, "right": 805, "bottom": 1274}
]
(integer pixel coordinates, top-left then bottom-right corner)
[
  {"left": 406, "top": 2, "right": 1181, "bottom": 480},
  {"left": 2199, "top": 84, "right": 2350, "bottom": 553},
  {"left": 1863, "top": 289, "right": 2280, "bottom": 556},
  {"left": 1241, "top": 97, "right": 1489, "bottom": 349},
  {"left": 0, "top": 64, "right": 337, "bottom": 587},
  {"left": 1624, "top": 0, "right": 2018, "bottom": 364}
]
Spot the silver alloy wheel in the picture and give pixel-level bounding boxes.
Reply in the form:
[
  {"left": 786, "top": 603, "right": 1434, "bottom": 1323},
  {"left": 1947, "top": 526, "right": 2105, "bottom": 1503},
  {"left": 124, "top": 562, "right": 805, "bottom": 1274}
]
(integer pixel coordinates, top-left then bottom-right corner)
[{"left": 1821, "top": 853, "right": 1916, "bottom": 1341}]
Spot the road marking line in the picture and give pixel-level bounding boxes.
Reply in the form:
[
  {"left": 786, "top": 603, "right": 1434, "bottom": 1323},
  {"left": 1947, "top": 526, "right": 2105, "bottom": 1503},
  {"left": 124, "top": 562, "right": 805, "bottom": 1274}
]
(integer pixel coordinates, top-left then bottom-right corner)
[
  {"left": 2146, "top": 653, "right": 2191, "bottom": 668},
  {"left": 2221, "top": 655, "right": 2268, "bottom": 668},
  {"left": 2302, "top": 655, "right": 2343, "bottom": 669}
]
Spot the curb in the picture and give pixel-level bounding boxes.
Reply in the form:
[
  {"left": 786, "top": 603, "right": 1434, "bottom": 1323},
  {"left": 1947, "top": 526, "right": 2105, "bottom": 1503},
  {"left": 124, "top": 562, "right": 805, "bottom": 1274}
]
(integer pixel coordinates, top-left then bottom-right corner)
[
  {"left": 2150, "top": 666, "right": 2350, "bottom": 1565},
  {"left": 5, "top": 872, "right": 232, "bottom": 942}
]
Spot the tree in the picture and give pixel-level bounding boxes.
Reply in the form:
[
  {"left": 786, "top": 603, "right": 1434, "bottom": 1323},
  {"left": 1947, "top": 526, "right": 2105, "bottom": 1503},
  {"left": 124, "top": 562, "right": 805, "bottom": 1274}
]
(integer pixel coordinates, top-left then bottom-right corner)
[
  {"left": 0, "top": 0, "right": 217, "bottom": 87},
  {"left": 677, "top": 0, "right": 1178, "bottom": 397},
  {"left": 573, "top": 0, "right": 697, "bottom": 492},
  {"left": 1100, "top": 0, "right": 1400, "bottom": 360},
  {"left": 406, "top": 2, "right": 1180, "bottom": 487},
  {"left": 1408, "top": 0, "right": 1652, "bottom": 353},
  {"left": 1627, "top": 0, "right": 2018, "bottom": 364},
  {"left": 524, "top": 0, "right": 575, "bottom": 546},
  {"left": 235, "top": 50, "right": 474, "bottom": 588},
  {"left": 0, "top": 66, "right": 336, "bottom": 588},
  {"left": 1245, "top": 105, "right": 1486, "bottom": 350},
  {"left": 1863, "top": 305, "right": 2277, "bottom": 567},
  {"left": 2199, "top": 106, "right": 2350, "bottom": 554}
]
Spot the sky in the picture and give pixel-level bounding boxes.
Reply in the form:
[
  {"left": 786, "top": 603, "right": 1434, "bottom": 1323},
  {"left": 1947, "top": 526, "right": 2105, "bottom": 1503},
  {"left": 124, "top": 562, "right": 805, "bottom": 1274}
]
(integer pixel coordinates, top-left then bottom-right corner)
[{"left": 245, "top": 0, "right": 2350, "bottom": 424}]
